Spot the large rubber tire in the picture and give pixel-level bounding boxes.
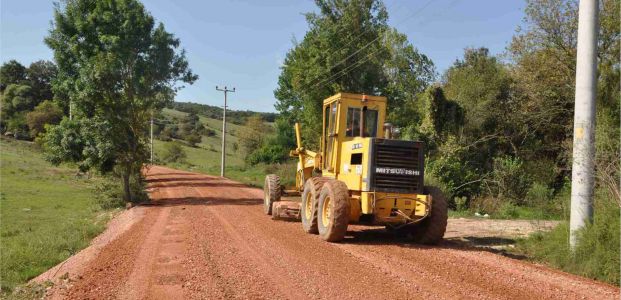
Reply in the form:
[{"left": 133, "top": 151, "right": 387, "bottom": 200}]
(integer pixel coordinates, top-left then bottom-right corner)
[
  {"left": 264, "top": 174, "right": 281, "bottom": 215},
  {"left": 317, "top": 180, "right": 351, "bottom": 242},
  {"left": 301, "top": 177, "right": 329, "bottom": 234},
  {"left": 409, "top": 186, "right": 448, "bottom": 245}
]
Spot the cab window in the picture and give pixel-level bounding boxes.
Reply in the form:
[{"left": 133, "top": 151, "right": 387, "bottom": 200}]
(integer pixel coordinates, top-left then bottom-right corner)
[
  {"left": 363, "top": 108, "right": 378, "bottom": 137},
  {"left": 346, "top": 106, "right": 378, "bottom": 137},
  {"left": 345, "top": 107, "right": 361, "bottom": 137}
]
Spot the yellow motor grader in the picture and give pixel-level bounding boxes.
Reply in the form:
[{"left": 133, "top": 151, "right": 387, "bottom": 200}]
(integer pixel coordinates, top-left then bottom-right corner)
[{"left": 264, "top": 93, "right": 447, "bottom": 243}]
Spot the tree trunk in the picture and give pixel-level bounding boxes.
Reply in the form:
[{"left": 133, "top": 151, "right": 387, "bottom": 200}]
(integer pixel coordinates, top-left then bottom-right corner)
[{"left": 122, "top": 168, "right": 132, "bottom": 202}]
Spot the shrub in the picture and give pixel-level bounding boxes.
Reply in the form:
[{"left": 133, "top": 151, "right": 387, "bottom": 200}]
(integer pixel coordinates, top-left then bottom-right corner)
[
  {"left": 92, "top": 179, "right": 125, "bottom": 209},
  {"left": 6, "top": 113, "right": 29, "bottom": 139},
  {"left": 489, "top": 156, "right": 532, "bottom": 204},
  {"left": 26, "top": 100, "right": 63, "bottom": 137},
  {"left": 246, "top": 144, "right": 286, "bottom": 165},
  {"left": 93, "top": 173, "right": 149, "bottom": 207},
  {"left": 263, "top": 160, "right": 296, "bottom": 186},
  {"left": 496, "top": 202, "right": 520, "bottom": 219},
  {"left": 469, "top": 196, "right": 502, "bottom": 215},
  {"left": 162, "top": 142, "right": 186, "bottom": 163},
  {"left": 525, "top": 182, "right": 554, "bottom": 206},
  {"left": 184, "top": 132, "right": 202, "bottom": 147},
  {"left": 426, "top": 136, "right": 479, "bottom": 200},
  {"left": 203, "top": 127, "right": 216, "bottom": 137}
]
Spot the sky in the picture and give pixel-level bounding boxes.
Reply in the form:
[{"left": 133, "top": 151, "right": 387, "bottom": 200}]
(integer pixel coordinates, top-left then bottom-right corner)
[{"left": 0, "top": 0, "right": 525, "bottom": 112}]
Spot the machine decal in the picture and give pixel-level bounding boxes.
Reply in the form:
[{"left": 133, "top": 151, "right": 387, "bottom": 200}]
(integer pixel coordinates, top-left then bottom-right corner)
[{"left": 375, "top": 167, "right": 420, "bottom": 176}]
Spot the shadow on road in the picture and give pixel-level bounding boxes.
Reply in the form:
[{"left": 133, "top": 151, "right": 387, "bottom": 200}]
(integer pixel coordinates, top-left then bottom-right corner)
[{"left": 341, "top": 227, "right": 528, "bottom": 260}]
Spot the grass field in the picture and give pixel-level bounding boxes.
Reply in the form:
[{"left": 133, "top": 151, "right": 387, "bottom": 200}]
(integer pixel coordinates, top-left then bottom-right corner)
[{"left": 0, "top": 138, "right": 116, "bottom": 294}]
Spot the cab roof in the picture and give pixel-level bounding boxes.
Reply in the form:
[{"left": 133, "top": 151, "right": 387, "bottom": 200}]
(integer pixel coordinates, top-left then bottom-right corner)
[{"left": 323, "top": 92, "right": 387, "bottom": 105}]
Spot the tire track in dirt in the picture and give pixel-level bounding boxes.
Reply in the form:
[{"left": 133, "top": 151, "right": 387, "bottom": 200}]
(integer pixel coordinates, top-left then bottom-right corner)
[{"left": 53, "top": 166, "right": 619, "bottom": 300}]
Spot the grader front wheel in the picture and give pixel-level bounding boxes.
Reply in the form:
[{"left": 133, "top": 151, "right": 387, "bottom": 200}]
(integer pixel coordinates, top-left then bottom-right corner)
[
  {"left": 263, "top": 174, "right": 281, "bottom": 215},
  {"left": 409, "top": 186, "right": 448, "bottom": 245},
  {"left": 317, "top": 180, "right": 350, "bottom": 242}
]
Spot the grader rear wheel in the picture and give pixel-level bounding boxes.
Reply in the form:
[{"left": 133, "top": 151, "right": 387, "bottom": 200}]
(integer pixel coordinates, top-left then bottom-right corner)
[
  {"left": 263, "top": 174, "right": 281, "bottom": 215},
  {"left": 317, "top": 180, "right": 350, "bottom": 242},
  {"left": 301, "top": 177, "right": 329, "bottom": 234},
  {"left": 409, "top": 186, "right": 448, "bottom": 245}
]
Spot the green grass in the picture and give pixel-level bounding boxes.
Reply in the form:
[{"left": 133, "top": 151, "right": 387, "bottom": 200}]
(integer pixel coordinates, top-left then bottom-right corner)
[
  {"left": 511, "top": 190, "right": 620, "bottom": 285},
  {"left": 0, "top": 138, "right": 115, "bottom": 294}
]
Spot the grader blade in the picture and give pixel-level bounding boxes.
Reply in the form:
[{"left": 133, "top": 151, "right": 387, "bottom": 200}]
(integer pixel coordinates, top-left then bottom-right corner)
[{"left": 271, "top": 201, "right": 301, "bottom": 221}]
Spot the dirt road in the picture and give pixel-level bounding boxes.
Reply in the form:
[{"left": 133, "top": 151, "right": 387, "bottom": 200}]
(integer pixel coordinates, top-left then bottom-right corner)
[{"left": 46, "top": 166, "right": 619, "bottom": 299}]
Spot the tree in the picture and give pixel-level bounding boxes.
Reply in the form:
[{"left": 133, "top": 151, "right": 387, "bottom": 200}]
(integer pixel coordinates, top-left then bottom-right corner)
[
  {"left": 26, "top": 100, "right": 63, "bottom": 137},
  {"left": 0, "top": 60, "right": 27, "bottom": 90},
  {"left": 26, "top": 60, "right": 57, "bottom": 104},
  {"left": 1, "top": 84, "right": 35, "bottom": 118},
  {"left": 274, "top": 0, "right": 434, "bottom": 148},
  {"left": 239, "top": 114, "right": 269, "bottom": 156},
  {"left": 44, "top": 0, "right": 197, "bottom": 201},
  {"left": 508, "top": 0, "right": 620, "bottom": 186},
  {"left": 410, "top": 85, "right": 463, "bottom": 152}
]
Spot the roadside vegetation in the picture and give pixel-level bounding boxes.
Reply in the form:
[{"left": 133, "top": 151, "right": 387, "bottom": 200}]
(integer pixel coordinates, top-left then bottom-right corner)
[{"left": 0, "top": 138, "right": 125, "bottom": 295}]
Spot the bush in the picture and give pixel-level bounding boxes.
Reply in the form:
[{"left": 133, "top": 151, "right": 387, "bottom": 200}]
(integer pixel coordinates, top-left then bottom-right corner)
[
  {"left": 246, "top": 144, "right": 286, "bottom": 165},
  {"left": 469, "top": 196, "right": 502, "bottom": 215},
  {"left": 525, "top": 182, "right": 554, "bottom": 206},
  {"left": 184, "top": 132, "right": 202, "bottom": 147},
  {"left": 26, "top": 100, "right": 63, "bottom": 137},
  {"left": 426, "top": 136, "right": 479, "bottom": 200},
  {"left": 489, "top": 156, "right": 532, "bottom": 204},
  {"left": 203, "top": 127, "right": 216, "bottom": 137},
  {"left": 6, "top": 113, "right": 29, "bottom": 139},
  {"left": 93, "top": 173, "right": 149, "bottom": 207},
  {"left": 162, "top": 142, "right": 186, "bottom": 163},
  {"left": 92, "top": 179, "right": 125, "bottom": 209},
  {"left": 263, "top": 161, "right": 296, "bottom": 187}
]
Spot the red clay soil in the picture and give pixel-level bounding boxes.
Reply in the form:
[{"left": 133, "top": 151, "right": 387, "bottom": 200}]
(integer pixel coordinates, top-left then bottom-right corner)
[{"left": 46, "top": 166, "right": 619, "bottom": 299}]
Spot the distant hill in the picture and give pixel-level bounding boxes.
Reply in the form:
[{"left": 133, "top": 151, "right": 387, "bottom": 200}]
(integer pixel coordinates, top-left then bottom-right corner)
[{"left": 169, "top": 101, "right": 277, "bottom": 125}]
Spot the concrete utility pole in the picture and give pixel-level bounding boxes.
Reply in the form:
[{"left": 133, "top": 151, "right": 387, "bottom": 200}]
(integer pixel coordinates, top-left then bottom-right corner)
[
  {"left": 216, "top": 86, "right": 235, "bottom": 177},
  {"left": 150, "top": 112, "right": 154, "bottom": 164},
  {"left": 570, "top": 0, "right": 599, "bottom": 249}
]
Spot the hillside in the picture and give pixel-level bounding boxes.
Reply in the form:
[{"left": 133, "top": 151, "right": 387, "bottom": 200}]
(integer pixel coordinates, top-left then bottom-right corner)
[
  {"left": 153, "top": 108, "right": 294, "bottom": 187},
  {"left": 169, "top": 101, "right": 278, "bottom": 124}
]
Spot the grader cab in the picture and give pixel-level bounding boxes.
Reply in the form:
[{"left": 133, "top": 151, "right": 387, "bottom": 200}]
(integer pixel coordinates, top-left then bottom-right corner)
[{"left": 264, "top": 93, "right": 447, "bottom": 243}]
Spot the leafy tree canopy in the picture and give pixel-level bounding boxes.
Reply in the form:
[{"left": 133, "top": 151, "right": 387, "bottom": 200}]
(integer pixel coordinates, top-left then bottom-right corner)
[
  {"left": 0, "top": 60, "right": 27, "bottom": 90},
  {"left": 44, "top": 0, "right": 197, "bottom": 201}
]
